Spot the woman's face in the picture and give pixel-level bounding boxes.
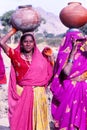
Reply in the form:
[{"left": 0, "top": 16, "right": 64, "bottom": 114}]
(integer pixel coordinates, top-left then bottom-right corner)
[{"left": 21, "top": 35, "right": 35, "bottom": 53}]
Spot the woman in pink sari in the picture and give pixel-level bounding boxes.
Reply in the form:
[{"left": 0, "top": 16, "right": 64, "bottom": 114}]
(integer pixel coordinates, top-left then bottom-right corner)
[
  {"left": 0, "top": 28, "right": 53, "bottom": 130},
  {"left": 51, "top": 29, "right": 87, "bottom": 130}
]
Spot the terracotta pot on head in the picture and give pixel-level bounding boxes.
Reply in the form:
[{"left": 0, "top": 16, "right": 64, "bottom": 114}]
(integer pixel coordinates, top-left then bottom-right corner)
[
  {"left": 10, "top": 5, "right": 41, "bottom": 33},
  {"left": 59, "top": 2, "right": 87, "bottom": 28}
]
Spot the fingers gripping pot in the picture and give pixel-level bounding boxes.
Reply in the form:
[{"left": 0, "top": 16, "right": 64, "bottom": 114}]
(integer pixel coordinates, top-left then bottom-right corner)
[{"left": 10, "top": 5, "right": 41, "bottom": 32}]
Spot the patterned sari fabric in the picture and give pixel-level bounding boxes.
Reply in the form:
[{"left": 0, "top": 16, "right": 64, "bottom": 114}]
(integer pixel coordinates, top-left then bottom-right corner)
[
  {"left": 51, "top": 29, "right": 87, "bottom": 130},
  {"left": 7, "top": 34, "right": 53, "bottom": 130},
  {"left": 0, "top": 48, "right": 7, "bottom": 84}
]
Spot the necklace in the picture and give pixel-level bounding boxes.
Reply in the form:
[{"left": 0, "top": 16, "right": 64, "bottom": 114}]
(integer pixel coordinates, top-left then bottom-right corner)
[{"left": 21, "top": 53, "right": 32, "bottom": 64}]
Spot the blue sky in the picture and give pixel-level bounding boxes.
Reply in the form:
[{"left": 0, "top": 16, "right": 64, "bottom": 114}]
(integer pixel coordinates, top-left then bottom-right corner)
[{"left": 0, "top": 0, "right": 87, "bottom": 16}]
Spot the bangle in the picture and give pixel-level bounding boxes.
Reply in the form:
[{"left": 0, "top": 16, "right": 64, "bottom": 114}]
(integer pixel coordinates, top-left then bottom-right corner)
[{"left": 68, "top": 59, "right": 74, "bottom": 63}]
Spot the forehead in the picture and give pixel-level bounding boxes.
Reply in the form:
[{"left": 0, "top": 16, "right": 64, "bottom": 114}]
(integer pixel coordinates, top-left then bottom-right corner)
[
  {"left": 21, "top": 34, "right": 35, "bottom": 43},
  {"left": 24, "top": 35, "right": 33, "bottom": 39}
]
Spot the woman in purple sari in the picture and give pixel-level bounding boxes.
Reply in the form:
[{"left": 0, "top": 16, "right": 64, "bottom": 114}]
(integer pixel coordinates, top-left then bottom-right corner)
[{"left": 51, "top": 28, "right": 87, "bottom": 130}]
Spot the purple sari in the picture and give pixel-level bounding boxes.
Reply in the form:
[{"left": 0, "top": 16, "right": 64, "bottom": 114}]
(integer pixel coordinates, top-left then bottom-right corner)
[{"left": 51, "top": 29, "right": 87, "bottom": 129}]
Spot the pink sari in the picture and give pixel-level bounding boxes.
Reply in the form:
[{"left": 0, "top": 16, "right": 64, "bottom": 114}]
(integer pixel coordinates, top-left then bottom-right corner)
[
  {"left": 0, "top": 48, "right": 6, "bottom": 84},
  {"left": 8, "top": 38, "right": 53, "bottom": 130}
]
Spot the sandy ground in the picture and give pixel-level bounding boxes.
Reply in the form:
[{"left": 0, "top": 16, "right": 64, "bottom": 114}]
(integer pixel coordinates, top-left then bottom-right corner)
[{"left": 0, "top": 43, "right": 57, "bottom": 130}]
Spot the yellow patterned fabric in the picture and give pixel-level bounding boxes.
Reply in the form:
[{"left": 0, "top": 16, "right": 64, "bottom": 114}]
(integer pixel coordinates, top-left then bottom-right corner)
[{"left": 33, "top": 87, "right": 50, "bottom": 130}]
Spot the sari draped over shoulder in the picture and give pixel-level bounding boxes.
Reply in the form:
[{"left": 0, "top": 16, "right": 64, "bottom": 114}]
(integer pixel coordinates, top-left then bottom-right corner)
[
  {"left": 8, "top": 38, "right": 53, "bottom": 130},
  {"left": 51, "top": 29, "right": 87, "bottom": 130}
]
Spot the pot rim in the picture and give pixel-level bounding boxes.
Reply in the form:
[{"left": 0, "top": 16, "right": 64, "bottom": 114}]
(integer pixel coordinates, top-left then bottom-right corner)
[
  {"left": 18, "top": 5, "right": 32, "bottom": 9},
  {"left": 68, "top": 2, "right": 81, "bottom": 5}
]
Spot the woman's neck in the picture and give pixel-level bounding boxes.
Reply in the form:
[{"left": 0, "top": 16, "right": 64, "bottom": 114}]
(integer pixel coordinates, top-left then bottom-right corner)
[{"left": 21, "top": 51, "right": 33, "bottom": 61}]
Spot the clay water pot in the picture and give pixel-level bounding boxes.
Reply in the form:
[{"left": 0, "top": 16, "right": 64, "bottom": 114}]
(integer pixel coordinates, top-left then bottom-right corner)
[
  {"left": 10, "top": 5, "right": 41, "bottom": 32},
  {"left": 59, "top": 2, "right": 87, "bottom": 28}
]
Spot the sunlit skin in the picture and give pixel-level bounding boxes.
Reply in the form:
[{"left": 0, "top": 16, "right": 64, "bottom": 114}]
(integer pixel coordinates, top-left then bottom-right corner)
[{"left": 21, "top": 36, "right": 35, "bottom": 53}]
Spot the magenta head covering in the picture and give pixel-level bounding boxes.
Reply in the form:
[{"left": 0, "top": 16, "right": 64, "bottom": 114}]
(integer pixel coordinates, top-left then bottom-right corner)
[
  {"left": 60, "top": 28, "right": 86, "bottom": 52},
  {"left": 53, "top": 28, "right": 86, "bottom": 76}
]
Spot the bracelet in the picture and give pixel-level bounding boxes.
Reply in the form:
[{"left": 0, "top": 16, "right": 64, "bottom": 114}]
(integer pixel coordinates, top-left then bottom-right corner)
[{"left": 68, "top": 59, "right": 74, "bottom": 63}]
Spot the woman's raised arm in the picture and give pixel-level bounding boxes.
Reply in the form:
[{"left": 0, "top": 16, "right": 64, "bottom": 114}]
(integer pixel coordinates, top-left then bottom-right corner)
[{"left": 0, "top": 28, "right": 17, "bottom": 53}]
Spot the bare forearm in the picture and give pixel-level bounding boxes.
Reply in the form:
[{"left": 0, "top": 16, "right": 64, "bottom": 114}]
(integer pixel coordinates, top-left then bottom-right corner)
[
  {"left": 63, "top": 53, "right": 75, "bottom": 76},
  {"left": 62, "top": 38, "right": 77, "bottom": 76},
  {"left": 63, "top": 62, "right": 73, "bottom": 76},
  {"left": 0, "top": 28, "right": 17, "bottom": 52}
]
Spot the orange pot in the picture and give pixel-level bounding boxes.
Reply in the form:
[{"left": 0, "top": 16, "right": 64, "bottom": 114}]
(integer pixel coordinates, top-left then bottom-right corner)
[{"left": 59, "top": 2, "right": 87, "bottom": 28}]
